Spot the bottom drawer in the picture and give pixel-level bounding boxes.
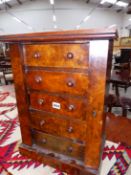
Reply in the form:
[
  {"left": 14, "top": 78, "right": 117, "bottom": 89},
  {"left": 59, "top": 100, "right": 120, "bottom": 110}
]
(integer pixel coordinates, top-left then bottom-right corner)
[{"left": 32, "top": 130, "right": 85, "bottom": 161}]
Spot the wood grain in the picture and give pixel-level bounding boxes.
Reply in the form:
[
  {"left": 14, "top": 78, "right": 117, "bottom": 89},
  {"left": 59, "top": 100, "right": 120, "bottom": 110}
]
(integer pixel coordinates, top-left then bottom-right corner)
[
  {"left": 0, "top": 29, "right": 116, "bottom": 175},
  {"left": 25, "top": 70, "right": 89, "bottom": 96},
  {"left": 85, "top": 40, "right": 111, "bottom": 169},
  {"left": 9, "top": 44, "right": 32, "bottom": 146},
  {"left": 29, "top": 91, "right": 87, "bottom": 120},
  {"left": 106, "top": 112, "right": 131, "bottom": 146},
  {"left": 23, "top": 43, "right": 89, "bottom": 69},
  {"left": 0, "top": 28, "right": 116, "bottom": 42},
  {"left": 30, "top": 111, "right": 87, "bottom": 142},
  {"left": 19, "top": 143, "right": 98, "bottom": 175},
  {"left": 32, "top": 130, "right": 85, "bottom": 160}
]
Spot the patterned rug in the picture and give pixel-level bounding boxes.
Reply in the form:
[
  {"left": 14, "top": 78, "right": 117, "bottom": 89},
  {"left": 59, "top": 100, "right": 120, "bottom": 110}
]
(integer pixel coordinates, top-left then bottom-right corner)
[{"left": 0, "top": 88, "right": 131, "bottom": 175}]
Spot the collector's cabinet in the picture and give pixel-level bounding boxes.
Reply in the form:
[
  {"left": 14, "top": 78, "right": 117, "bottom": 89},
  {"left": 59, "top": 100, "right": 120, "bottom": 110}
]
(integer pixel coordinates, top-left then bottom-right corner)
[{"left": 0, "top": 29, "right": 116, "bottom": 175}]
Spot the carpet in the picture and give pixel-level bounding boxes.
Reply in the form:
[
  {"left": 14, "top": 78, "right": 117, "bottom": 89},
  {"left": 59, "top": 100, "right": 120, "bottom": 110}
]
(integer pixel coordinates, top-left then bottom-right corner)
[{"left": 0, "top": 88, "right": 131, "bottom": 175}]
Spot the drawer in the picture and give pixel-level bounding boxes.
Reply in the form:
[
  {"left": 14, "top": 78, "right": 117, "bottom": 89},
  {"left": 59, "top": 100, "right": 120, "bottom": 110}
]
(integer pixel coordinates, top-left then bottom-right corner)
[
  {"left": 30, "top": 112, "right": 87, "bottom": 143},
  {"left": 23, "top": 43, "right": 89, "bottom": 69},
  {"left": 30, "top": 92, "right": 87, "bottom": 121},
  {"left": 26, "top": 70, "right": 89, "bottom": 96},
  {"left": 32, "top": 130, "right": 85, "bottom": 160}
]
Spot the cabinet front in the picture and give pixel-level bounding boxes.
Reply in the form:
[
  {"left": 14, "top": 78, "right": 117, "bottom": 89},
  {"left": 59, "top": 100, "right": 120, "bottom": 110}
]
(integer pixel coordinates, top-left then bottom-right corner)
[{"left": 5, "top": 29, "right": 114, "bottom": 174}]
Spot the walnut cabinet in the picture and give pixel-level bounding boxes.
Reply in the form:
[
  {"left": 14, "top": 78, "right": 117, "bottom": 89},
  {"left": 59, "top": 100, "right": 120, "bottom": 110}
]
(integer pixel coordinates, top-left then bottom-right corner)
[{"left": 0, "top": 29, "right": 116, "bottom": 175}]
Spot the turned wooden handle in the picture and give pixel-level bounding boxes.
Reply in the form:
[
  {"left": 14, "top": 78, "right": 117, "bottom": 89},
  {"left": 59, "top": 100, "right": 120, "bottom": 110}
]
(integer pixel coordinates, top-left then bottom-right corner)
[
  {"left": 67, "top": 52, "right": 74, "bottom": 59},
  {"left": 67, "top": 81, "right": 74, "bottom": 87},
  {"left": 42, "top": 138, "right": 47, "bottom": 144},
  {"left": 38, "top": 99, "right": 44, "bottom": 105},
  {"left": 67, "top": 146, "right": 73, "bottom": 153},
  {"left": 34, "top": 52, "right": 41, "bottom": 59},
  {"left": 35, "top": 76, "right": 42, "bottom": 83},
  {"left": 40, "top": 120, "right": 45, "bottom": 126},
  {"left": 68, "top": 104, "right": 75, "bottom": 111},
  {"left": 67, "top": 126, "right": 73, "bottom": 133}
]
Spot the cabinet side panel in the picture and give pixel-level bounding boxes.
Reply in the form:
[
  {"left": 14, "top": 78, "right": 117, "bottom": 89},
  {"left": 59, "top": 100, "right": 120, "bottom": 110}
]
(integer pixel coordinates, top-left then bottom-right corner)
[
  {"left": 9, "top": 44, "right": 32, "bottom": 146},
  {"left": 85, "top": 40, "right": 109, "bottom": 169}
]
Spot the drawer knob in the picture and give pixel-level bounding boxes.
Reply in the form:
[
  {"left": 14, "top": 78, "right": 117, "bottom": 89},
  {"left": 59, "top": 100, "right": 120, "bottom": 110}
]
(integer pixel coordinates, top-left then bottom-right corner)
[
  {"left": 92, "top": 111, "right": 97, "bottom": 118},
  {"left": 35, "top": 76, "right": 42, "bottom": 83},
  {"left": 34, "top": 52, "right": 41, "bottom": 59},
  {"left": 67, "top": 81, "right": 74, "bottom": 87},
  {"left": 68, "top": 146, "right": 73, "bottom": 153},
  {"left": 67, "top": 126, "right": 73, "bottom": 133},
  {"left": 68, "top": 104, "right": 75, "bottom": 111},
  {"left": 67, "top": 52, "right": 73, "bottom": 59},
  {"left": 38, "top": 99, "right": 44, "bottom": 105},
  {"left": 42, "top": 138, "right": 47, "bottom": 144},
  {"left": 40, "top": 120, "right": 45, "bottom": 126}
]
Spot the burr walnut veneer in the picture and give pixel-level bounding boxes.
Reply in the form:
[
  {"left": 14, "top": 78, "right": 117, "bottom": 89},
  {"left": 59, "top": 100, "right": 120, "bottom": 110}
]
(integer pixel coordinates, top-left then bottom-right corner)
[{"left": 0, "top": 29, "right": 116, "bottom": 175}]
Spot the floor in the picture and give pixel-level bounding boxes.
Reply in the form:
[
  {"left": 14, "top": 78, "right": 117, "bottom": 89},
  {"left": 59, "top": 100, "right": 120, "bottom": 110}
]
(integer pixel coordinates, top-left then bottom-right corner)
[{"left": 0, "top": 84, "right": 15, "bottom": 97}]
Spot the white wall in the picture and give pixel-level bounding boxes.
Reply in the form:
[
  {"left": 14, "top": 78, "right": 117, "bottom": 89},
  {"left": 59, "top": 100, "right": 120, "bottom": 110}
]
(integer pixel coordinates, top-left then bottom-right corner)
[
  {"left": 0, "top": 0, "right": 125, "bottom": 35},
  {"left": 121, "top": 14, "right": 131, "bottom": 37}
]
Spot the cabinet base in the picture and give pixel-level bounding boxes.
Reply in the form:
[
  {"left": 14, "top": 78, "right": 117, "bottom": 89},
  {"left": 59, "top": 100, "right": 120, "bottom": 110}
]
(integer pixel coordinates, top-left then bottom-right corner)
[{"left": 19, "top": 143, "right": 98, "bottom": 175}]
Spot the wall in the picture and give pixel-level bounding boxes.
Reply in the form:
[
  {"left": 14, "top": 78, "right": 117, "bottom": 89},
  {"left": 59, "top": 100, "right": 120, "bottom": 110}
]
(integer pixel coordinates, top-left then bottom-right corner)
[
  {"left": 121, "top": 13, "right": 131, "bottom": 37},
  {"left": 0, "top": 0, "right": 124, "bottom": 35}
]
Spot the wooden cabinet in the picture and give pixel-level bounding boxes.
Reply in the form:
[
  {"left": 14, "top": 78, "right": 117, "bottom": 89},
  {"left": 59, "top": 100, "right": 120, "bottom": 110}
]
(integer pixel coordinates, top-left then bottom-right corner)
[{"left": 0, "top": 29, "right": 116, "bottom": 175}]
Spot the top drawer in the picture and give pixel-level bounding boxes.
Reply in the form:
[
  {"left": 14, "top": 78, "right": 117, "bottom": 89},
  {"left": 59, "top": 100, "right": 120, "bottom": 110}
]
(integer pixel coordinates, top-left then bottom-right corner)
[{"left": 23, "top": 43, "right": 89, "bottom": 69}]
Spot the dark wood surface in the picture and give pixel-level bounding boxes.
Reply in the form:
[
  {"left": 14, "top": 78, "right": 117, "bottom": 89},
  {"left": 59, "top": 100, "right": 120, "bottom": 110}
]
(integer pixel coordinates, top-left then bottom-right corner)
[
  {"left": 0, "top": 28, "right": 116, "bottom": 42},
  {"left": 110, "top": 69, "right": 131, "bottom": 85},
  {"left": 0, "top": 58, "right": 12, "bottom": 72},
  {"left": 109, "top": 69, "right": 131, "bottom": 97},
  {"left": 23, "top": 43, "right": 89, "bottom": 69},
  {"left": 0, "top": 29, "right": 116, "bottom": 175},
  {"left": 32, "top": 130, "right": 85, "bottom": 161},
  {"left": 30, "top": 111, "right": 87, "bottom": 142},
  {"left": 29, "top": 91, "right": 87, "bottom": 120},
  {"left": 25, "top": 70, "right": 89, "bottom": 96},
  {"left": 9, "top": 44, "right": 32, "bottom": 146},
  {"left": 84, "top": 40, "right": 110, "bottom": 168},
  {"left": 106, "top": 112, "right": 131, "bottom": 146},
  {"left": 19, "top": 143, "right": 97, "bottom": 175}
]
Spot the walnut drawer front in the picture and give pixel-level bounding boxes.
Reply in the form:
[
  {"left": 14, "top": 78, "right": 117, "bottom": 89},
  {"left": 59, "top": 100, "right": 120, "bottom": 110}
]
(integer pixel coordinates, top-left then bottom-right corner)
[
  {"left": 32, "top": 130, "right": 85, "bottom": 161},
  {"left": 29, "top": 92, "right": 87, "bottom": 121},
  {"left": 30, "top": 112, "right": 87, "bottom": 143},
  {"left": 23, "top": 43, "right": 89, "bottom": 69},
  {"left": 25, "top": 70, "right": 89, "bottom": 96}
]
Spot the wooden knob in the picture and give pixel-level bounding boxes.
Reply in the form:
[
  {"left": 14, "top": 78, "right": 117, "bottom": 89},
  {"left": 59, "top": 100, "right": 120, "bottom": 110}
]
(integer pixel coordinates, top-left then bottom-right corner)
[
  {"left": 67, "top": 52, "right": 73, "bottom": 59},
  {"left": 67, "top": 126, "right": 73, "bottom": 133},
  {"left": 35, "top": 76, "right": 42, "bottom": 83},
  {"left": 47, "top": 153, "right": 55, "bottom": 157},
  {"left": 92, "top": 111, "right": 97, "bottom": 118},
  {"left": 38, "top": 99, "right": 44, "bottom": 105},
  {"left": 68, "top": 146, "right": 73, "bottom": 153},
  {"left": 68, "top": 104, "right": 75, "bottom": 111},
  {"left": 40, "top": 120, "right": 45, "bottom": 127},
  {"left": 42, "top": 138, "right": 47, "bottom": 144},
  {"left": 67, "top": 81, "right": 74, "bottom": 87},
  {"left": 34, "top": 52, "right": 41, "bottom": 59}
]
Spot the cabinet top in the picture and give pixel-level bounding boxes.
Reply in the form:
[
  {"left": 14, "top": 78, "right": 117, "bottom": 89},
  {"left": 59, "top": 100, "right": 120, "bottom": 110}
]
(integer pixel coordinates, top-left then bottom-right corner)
[{"left": 0, "top": 28, "right": 117, "bottom": 42}]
